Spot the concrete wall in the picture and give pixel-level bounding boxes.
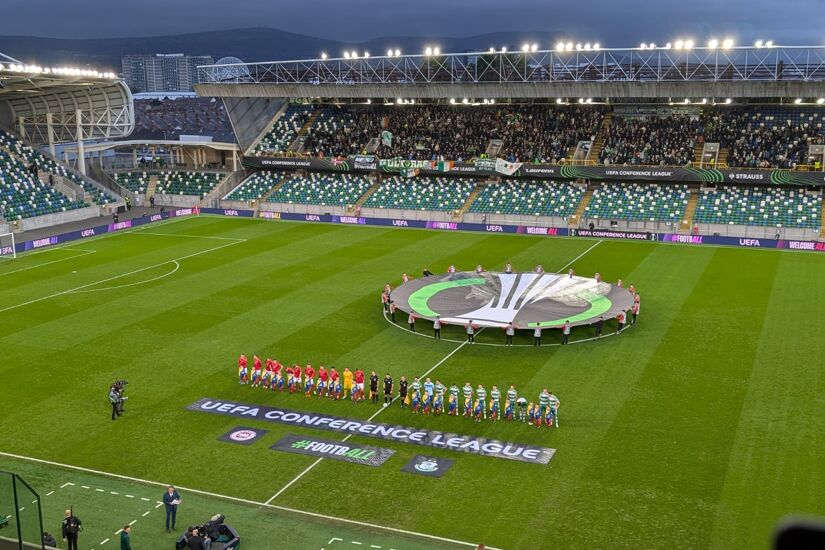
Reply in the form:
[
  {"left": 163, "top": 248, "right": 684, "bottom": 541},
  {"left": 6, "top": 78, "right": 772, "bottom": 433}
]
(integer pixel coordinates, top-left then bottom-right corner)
[
  {"left": 463, "top": 212, "right": 568, "bottom": 227},
  {"left": 259, "top": 202, "right": 349, "bottom": 216},
  {"left": 154, "top": 194, "right": 201, "bottom": 208},
  {"left": 17, "top": 205, "right": 104, "bottom": 232}
]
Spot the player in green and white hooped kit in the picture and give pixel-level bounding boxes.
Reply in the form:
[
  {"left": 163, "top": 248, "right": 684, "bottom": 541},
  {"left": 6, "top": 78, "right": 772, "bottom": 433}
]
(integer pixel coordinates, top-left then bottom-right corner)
[
  {"left": 462, "top": 382, "right": 473, "bottom": 417},
  {"left": 538, "top": 388, "right": 551, "bottom": 427},
  {"left": 411, "top": 377, "right": 422, "bottom": 397},
  {"left": 476, "top": 384, "right": 487, "bottom": 420},
  {"left": 489, "top": 385, "right": 501, "bottom": 421},
  {"left": 434, "top": 379, "right": 446, "bottom": 414},
  {"left": 548, "top": 392, "right": 560, "bottom": 428},
  {"left": 506, "top": 385, "right": 518, "bottom": 421}
]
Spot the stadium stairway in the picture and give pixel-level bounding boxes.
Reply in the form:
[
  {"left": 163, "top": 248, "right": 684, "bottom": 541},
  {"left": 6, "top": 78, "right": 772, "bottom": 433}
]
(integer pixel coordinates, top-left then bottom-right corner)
[
  {"left": 145, "top": 175, "right": 159, "bottom": 198},
  {"left": 289, "top": 110, "right": 321, "bottom": 153},
  {"left": 693, "top": 143, "right": 705, "bottom": 165},
  {"left": 568, "top": 185, "right": 594, "bottom": 226},
  {"left": 820, "top": 206, "right": 825, "bottom": 239},
  {"left": 452, "top": 182, "right": 485, "bottom": 220},
  {"left": 680, "top": 187, "right": 700, "bottom": 233},
  {"left": 349, "top": 180, "right": 382, "bottom": 211},
  {"left": 718, "top": 147, "right": 729, "bottom": 168},
  {"left": 201, "top": 171, "right": 244, "bottom": 206},
  {"left": 587, "top": 112, "right": 613, "bottom": 163}
]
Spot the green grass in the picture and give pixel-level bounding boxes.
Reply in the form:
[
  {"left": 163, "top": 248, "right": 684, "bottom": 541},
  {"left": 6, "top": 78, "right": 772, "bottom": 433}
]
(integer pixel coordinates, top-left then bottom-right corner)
[{"left": 1, "top": 215, "right": 823, "bottom": 550}]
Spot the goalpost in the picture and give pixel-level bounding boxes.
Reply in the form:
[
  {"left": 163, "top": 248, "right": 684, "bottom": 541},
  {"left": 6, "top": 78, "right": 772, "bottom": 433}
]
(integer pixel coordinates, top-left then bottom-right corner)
[{"left": 0, "top": 232, "right": 17, "bottom": 260}]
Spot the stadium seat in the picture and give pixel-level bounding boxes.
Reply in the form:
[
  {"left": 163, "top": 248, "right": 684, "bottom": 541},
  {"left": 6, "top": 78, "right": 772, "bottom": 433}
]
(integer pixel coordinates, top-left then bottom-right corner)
[
  {"left": 584, "top": 183, "right": 689, "bottom": 222},
  {"left": 365, "top": 177, "right": 475, "bottom": 211},
  {"left": 267, "top": 173, "right": 372, "bottom": 206},
  {"left": 694, "top": 186, "right": 822, "bottom": 228},
  {"left": 469, "top": 180, "right": 584, "bottom": 217}
]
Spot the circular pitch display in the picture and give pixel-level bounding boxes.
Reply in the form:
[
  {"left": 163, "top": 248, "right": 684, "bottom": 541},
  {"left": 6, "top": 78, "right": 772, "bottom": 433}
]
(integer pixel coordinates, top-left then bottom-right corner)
[{"left": 391, "top": 272, "right": 634, "bottom": 329}]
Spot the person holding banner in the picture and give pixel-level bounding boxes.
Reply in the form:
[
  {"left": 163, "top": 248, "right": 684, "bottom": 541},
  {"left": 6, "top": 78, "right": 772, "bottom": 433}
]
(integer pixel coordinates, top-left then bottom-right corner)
[{"left": 465, "top": 321, "right": 477, "bottom": 344}]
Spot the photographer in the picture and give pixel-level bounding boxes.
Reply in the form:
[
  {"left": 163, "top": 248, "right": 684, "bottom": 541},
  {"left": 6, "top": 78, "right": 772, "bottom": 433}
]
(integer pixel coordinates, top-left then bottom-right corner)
[{"left": 61, "top": 509, "right": 82, "bottom": 550}]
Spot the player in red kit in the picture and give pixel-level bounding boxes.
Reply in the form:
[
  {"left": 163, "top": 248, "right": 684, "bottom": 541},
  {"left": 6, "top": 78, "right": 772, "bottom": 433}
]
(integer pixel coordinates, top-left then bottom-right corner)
[
  {"left": 353, "top": 369, "right": 366, "bottom": 402},
  {"left": 329, "top": 368, "right": 340, "bottom": 399},
  {"left": 291, "top": 364, "right": 302, "bottom": 394},
  {"left": 316, "top": 366, "right": 328, "bottom": 397},
  {"left": 263, "top": 358, "right": 274, "bottom": 389},
  {"left": 237, "top": 354, "right": 248, "bottom": 384},
  {"left": 251, "top": 355, "right": 262, "bottom": 387},
  {"left": 304, "top": 364, "right": 315, "bottom": 396},
  {"left": 285, "top": 365, "right": 294, "bottom": 392},
  {"left": 273, "top": 360, "right": 284, "bottom": 391}
]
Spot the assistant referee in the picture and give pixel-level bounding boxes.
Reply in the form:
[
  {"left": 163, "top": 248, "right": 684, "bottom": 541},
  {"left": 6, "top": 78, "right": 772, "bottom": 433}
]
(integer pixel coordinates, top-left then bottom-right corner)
[{"left": 383, "top": 373, "right": 393, "bottom": 405}]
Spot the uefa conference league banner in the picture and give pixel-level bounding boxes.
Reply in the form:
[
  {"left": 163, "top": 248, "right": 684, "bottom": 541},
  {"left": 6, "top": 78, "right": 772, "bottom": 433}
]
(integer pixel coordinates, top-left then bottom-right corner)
[
  {"left": 243, "top": 155, "right": 825, "bottom": 186},
  {"left": 187, "top": 398, "right": 557, "bottom": 465}
]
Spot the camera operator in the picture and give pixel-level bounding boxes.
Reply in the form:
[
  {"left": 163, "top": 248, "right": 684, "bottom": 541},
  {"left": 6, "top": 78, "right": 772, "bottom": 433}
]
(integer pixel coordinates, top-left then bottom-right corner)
[{"left": 187, "top": 527, "right": 207, "bottom": 550}]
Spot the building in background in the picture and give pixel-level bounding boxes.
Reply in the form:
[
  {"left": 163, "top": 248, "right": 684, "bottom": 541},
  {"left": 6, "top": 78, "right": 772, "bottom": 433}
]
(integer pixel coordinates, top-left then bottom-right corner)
[{"left": 121, "top": 53, "right": 214, "bottom": 92}]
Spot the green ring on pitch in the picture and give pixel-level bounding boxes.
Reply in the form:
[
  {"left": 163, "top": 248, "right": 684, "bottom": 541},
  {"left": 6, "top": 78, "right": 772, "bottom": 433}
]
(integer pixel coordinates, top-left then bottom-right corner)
[
  {"left": 407, "top": 277, "right": 486, "bottom": 317},
  {"left": 527, "top": 291, "right": 613, "bottom": 328}
]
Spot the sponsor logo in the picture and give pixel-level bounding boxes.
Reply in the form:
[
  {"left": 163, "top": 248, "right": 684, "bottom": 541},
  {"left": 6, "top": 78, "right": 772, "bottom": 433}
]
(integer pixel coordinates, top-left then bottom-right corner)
[
  {"left": 189, "top": 399, "right": 555, "bottom": 464},
  {"left": 669, "top": 235, "right": 703, "bottom": 244},
  {"left": 150, "top": 214, "right": 163, "bottom": 222},
  {"left": 223, "top": 209, "right": 239, "bottom": 217},
  {"left": 485, "top": 225, "right": 504, "bottom": 232},
  {"left": 0, "top": 245, "right": 13, "bottom": 256},
  {"left": 260, "top": 211, "right": 281, "bottom": 220},
  {"left": 32, "top": 236, "right": 58, "bottom": 249},
  {"left": 108, "top": 221, "right": 133, "bottom": 232},
  {"left": 604, "top": 169, "right": 674, "bottom": 177},
  {"left": 392, "top": 219, "right": 409, "bottom": 226},
  {"left": 728, "top": 172, "right": 764, "bottom": 181},
  {"left": 174, "top": 208, "right": 194, "bottom": 217},
  {"left": 427, "top": 221, "right": 458, "bottom": 230},
  {"left": 574, "top": 229, "right": 652, "bottom": 241},
  {"left": 786, "top": 241, "right": 825, "bottom": 251},
  {"left": 739, "top": 238, "right": 761, "bottom": 247},
  {"left": 271, "top": 434, "right": 395, "bottom": 467},
  {"left": 523, "top": 226, "right": 559, "bottom": 236},
  {"left": 305, "top": 214, "right": 322, "bottom": 222},
  {"left": 337, "top": 216, "right": 366, "bottom": 225},
  {"left": 81, "top": 229, "right": 96, "bottom": 237}
]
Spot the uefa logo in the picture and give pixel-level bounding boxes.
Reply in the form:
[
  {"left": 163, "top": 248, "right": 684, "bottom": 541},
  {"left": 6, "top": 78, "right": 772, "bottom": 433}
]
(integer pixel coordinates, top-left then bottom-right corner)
[{"left": 229, "top": 429, "right": 258, "bottom": 442}]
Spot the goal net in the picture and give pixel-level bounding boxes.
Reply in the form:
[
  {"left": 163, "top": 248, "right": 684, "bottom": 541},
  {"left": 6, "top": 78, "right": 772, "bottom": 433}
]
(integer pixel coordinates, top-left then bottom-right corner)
[{"left": 0, "top": 232, "right": 16, "bottom": 260}]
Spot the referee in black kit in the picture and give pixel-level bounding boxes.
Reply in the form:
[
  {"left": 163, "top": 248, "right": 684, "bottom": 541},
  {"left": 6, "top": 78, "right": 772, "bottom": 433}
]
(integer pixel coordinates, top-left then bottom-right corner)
[
  {"left": 383, "top": 373, "right": 393, "bottom": 405},
  {"left": 370, "top": 371, "right": 379, "bottom": 404}
]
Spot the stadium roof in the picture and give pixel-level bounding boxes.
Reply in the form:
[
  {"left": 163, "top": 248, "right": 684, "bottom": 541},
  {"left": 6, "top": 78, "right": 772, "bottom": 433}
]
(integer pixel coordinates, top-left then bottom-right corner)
[
  {"left": 195, "top": 44, "right": 825, "bottom": 100},
  {"left": 0, "top": 53, "right": 134, "bottom": 147}
]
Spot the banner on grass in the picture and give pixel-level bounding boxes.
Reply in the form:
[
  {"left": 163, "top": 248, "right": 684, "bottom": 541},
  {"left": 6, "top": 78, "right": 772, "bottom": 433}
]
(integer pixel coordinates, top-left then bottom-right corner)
[
  {"left": 188, "top": 398, "right": 555, "bottom": 464},
  {"left": 271, "top": 434, "right": 395, "bottom": 467}
]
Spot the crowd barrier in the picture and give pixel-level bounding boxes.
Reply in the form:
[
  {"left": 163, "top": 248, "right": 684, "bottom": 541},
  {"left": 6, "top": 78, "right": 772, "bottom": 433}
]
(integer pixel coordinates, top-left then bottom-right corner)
[{"left": 1, "top": 207, "right": 823, "bottom": 258}]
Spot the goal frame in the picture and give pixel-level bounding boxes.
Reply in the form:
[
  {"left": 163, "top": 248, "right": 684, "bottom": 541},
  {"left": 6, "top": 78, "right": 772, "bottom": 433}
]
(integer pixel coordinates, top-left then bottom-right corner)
[{"left": 0, "top": 232, "right": 17, "bottom": 260}]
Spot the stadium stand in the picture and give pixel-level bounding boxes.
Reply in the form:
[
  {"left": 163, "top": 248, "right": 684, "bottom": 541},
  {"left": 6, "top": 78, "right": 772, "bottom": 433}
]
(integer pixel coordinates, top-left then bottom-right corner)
[
  {"left": 364, "top": 176, "right": 476, "bottom": 211},
  {"left": 254, "top": 104, "right": 314, "bottom": 154},
  {"left": 599, "top": 115, "right": 698, "bottom": 166},
  {"left": 224, "top": 172, "right": 283, "bottom": 201},
  {"left": 700, "top": 107, "right": 825, "bottom": 169},
  {"left": 693, "top": 186, "right": 821, "bottom": 228},
  {"left": 130, "top": 97, "right": 235, "bottom": 143},
  {"left": 268, "top": 172, "right": 372, "bottom": 206},
  {"left": 0, "top": 149, "right": 87, "bottom": 220},
  {"left": 154, "top": 171, "right": 224, "bottom": 197},
  {"left": 468, "top": 180, "right": 584, "bottom": 217},
  {"left": 584, "top": 182, "right": 690, "bottom": 222},
  {"left": 271, "top": 105, "right": 603, "bottom": 162},
  {"left": 112, "top": 172, "right": 152, "bottom": 194},
  {"left": 1, "top": 129, "right": 116, "bottom": 205}
]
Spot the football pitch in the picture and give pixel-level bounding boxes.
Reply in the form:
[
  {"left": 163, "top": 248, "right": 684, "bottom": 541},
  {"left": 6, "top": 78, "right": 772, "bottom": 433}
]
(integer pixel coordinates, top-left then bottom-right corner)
[{"left": 1, "top": 215, "right": 823, "bottom": 550}]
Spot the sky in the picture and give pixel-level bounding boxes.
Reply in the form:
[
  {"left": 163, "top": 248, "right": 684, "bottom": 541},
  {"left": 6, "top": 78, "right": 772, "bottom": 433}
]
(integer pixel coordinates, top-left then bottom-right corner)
[{"left": 0, "top": 0, "right": 823, "bottom": 45}]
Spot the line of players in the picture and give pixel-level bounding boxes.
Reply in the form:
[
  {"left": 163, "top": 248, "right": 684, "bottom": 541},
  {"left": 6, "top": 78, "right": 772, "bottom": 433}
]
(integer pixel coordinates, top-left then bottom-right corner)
[{"left": 236, "top": 354, "right": 560, "bottom": 427}]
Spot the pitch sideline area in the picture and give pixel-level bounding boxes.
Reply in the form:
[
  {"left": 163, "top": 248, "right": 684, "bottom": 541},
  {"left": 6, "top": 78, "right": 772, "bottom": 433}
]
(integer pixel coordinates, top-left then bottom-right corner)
[{"left": 1, "top": 215, "right": 823, "bottom": 549}]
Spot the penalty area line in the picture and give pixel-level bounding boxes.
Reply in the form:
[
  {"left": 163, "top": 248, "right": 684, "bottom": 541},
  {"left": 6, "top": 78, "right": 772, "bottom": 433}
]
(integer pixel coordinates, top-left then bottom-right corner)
[
  {"left": 0, "top": 450, "right": 498, "bottom": 550},
  {"left": 0, "top": 238, "right": 242, "bottom": 314}
]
